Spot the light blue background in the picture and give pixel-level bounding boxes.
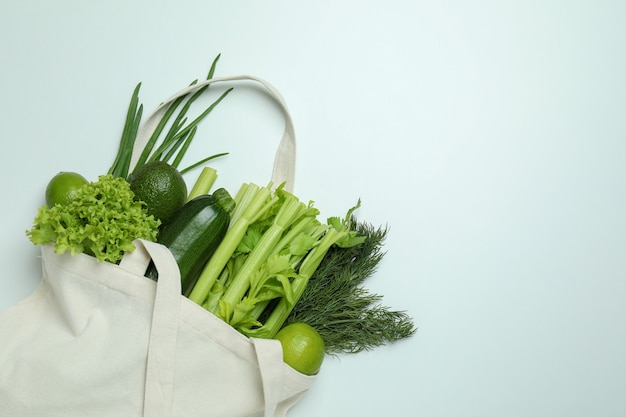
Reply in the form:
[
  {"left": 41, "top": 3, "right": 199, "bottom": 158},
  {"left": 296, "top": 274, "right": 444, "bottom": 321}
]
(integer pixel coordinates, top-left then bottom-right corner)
[{"left": 2, "top": 1, "right": 625, "bottom": 416}]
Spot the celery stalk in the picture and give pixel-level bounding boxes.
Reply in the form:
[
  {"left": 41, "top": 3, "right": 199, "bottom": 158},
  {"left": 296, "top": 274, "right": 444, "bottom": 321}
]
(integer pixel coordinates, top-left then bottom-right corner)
[
  {"left": 256, "top": 229, "right": 345, "bottom": 338},
  {"left": 187, "top": 166, "right": 218, "bottom": 201},
  {"left": 245, "top": 218, "right": 327, "bottom": 321},
  {"left": 216, "top": 194, "right": 309, "bottom": 314},
  {"left": 249, "top": 203, "right": 366, "bottom": 338},
  {"left": 187, "top": 183, "right": 276, "bottom": 305}
]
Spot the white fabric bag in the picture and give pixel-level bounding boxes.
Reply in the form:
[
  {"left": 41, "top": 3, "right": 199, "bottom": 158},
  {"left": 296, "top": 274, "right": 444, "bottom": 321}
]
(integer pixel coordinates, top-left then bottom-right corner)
[{"left": 0, "top": 76, "right": 315, "bottom": 417}]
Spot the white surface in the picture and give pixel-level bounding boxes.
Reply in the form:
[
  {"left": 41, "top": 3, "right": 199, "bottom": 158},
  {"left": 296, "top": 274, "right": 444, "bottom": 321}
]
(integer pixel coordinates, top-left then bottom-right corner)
[{"left": 1, "top": 1, "right": 626, "bottom": 416}]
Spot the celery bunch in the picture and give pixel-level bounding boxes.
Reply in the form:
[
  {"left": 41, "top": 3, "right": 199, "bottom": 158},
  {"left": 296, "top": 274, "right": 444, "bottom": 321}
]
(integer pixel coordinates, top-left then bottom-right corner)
[{"left": 187, "top": 182, "right": 364, "bottom": 338}]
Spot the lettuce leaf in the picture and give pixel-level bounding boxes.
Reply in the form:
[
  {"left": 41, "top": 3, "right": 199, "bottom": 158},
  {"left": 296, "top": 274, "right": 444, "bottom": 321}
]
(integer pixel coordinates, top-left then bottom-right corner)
[{"left": 27, "top": 174, "right": 160, "bottom": 263}]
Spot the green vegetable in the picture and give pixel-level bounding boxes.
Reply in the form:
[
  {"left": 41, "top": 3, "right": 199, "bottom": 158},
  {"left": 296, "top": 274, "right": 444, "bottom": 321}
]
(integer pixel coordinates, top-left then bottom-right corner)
[
  {"left": 108, "top": 54, "right": 230, "bottom": 181},
  {"left": 187, "top": 182, "right": 278, "bottom": 306},
  {"left": 187, "top": 182, "right": 365, "bottom": 339},
  {"left": 129, "top": 160, "right": 188, "bottom": 222},
  {"left": 187, "top": 166, "right": 218, "bottom": 201},
  {"left": 26, "top": 175, "right": 160, "bottom": 263},
  {"left": 285, "top": 221, "right": 417, "bottom": 354},
  {"left": 148, "top": 188, "right": 235, "bottom": 296},
  {"left": 258, "top": 202, "right": 366, "bottom": 338}
]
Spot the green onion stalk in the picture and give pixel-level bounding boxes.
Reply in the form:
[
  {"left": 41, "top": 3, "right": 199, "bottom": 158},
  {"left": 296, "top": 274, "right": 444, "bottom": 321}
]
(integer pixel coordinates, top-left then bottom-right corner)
[{"left": 108, "top": 54, "right": 230, "bottom": 182}]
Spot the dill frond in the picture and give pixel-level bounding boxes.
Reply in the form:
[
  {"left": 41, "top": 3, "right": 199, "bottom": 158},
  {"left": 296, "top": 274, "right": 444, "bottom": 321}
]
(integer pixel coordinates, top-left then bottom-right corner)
[{"left": 285, "top": 220, "right": 416, "bottom": 354}]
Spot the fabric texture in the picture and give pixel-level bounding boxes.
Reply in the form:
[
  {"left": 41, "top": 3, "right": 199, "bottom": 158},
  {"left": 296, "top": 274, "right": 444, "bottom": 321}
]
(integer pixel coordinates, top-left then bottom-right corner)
[{"left": 0, "top": 240, "right": 315, "bottom": 417}]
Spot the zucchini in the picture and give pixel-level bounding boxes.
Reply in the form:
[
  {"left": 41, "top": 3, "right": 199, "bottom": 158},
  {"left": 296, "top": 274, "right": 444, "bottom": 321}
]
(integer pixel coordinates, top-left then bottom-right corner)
[{"left": 147, "top": 188, "right": 235, "bottom": 296}]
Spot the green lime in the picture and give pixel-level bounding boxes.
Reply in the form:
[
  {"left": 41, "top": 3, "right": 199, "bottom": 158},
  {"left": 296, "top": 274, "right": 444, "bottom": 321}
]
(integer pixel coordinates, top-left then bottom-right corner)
[
  {"left": 129, "top": 161, "right": 187, "bottom": 222},
  {"left": 275, "top": 322, "right": 325, "bottom": 376},
  {"left": 45, "top": 171, "right": 88, "bottom": 208}
]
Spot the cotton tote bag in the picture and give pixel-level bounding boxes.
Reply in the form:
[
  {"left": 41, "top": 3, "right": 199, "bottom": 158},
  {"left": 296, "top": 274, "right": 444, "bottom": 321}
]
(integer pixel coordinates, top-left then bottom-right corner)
[{"left": 0, "top": 75, "right": 315, "bottom": 417}]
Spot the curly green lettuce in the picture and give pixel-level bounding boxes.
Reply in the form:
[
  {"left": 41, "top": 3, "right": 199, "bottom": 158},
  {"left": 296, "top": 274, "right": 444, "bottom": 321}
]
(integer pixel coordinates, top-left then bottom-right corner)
[{"left": 26, "top": 174, "right": 160, "bottom": 263}]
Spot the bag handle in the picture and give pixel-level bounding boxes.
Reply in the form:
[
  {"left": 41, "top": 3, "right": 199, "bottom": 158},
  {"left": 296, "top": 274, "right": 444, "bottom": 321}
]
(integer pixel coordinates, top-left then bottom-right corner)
[
  {"left": 123, "top": 74, "right": 300, "bottom": 416},
  {"left": 130, "top": 75, "right": 297, "bottom": 192},
  {"left": 252, "top": 337, "right": 290, "bottom": 417},
  {"left": 120, "top": 239, "right": 181, "bottom": 417},
  {"left": 121, "top": 241, "right": 299, "bottom": 417}
]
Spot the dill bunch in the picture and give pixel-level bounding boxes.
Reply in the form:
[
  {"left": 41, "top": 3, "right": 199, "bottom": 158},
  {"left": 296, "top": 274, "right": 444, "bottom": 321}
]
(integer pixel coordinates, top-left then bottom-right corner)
[{"left": 285, "top": 220, "right": 416, "bottom": 354}]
